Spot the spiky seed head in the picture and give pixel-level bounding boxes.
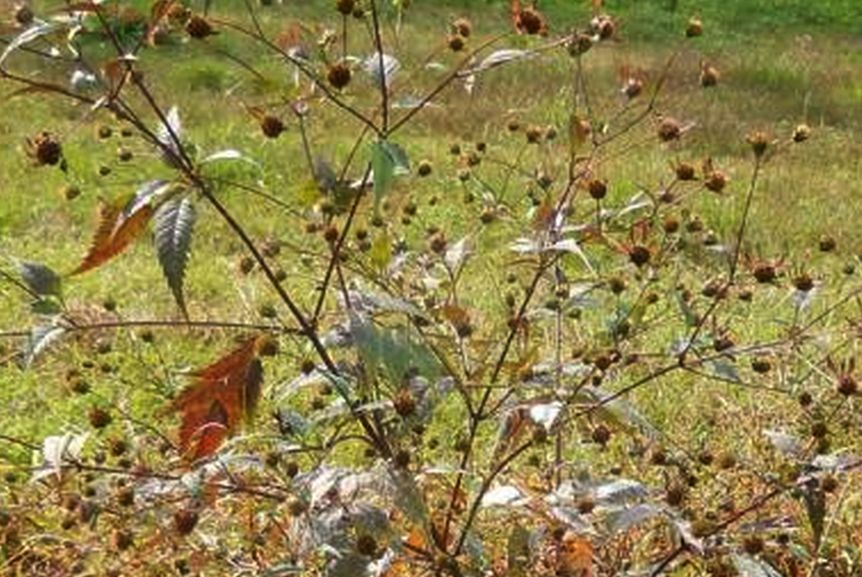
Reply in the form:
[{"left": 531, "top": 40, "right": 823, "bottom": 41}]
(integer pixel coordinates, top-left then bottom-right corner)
[
  {"left": 186, "top": 15, "right": 215, "bottom": 39},
  {"left": 327, "top": 61, "right": 352, "bottom": 89}
]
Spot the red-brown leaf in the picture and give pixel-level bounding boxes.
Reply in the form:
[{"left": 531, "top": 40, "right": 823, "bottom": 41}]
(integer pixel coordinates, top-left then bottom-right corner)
[
  {"left": 72, "top": 197, "right": 153, "bottom": 275},
  {"left": 172, "top": 337, "right": 266, "bottom": 462}
]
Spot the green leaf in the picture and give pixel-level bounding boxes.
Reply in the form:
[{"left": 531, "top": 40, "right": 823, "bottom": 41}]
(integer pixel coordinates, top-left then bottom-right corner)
[
  {"left": 154, "top": 195, "right": 196, "bottom": 315},
  {"left": 19, "top": 261, "right": 61, "bottom": 296},
  {"left": 369, "top": 231, "right": 392, "bottom": 271},
  {"left": 349, "top": 314, "right": 441, "bottom": 385},
  {"left": 370, "top": 140, "right": 409, "bottom": 217}
]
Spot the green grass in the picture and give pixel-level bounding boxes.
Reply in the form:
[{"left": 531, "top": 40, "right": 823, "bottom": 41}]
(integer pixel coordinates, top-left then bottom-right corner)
[{"left": 1, "top": 2, "right": 861, "bottom": 574}]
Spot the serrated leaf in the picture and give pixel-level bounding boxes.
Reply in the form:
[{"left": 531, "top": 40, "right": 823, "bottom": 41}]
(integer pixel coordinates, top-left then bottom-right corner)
[
  {"left": 154, "top": 195, "right": 196, "bottom": 315},
  {"left": 23, "top": 324, "right": 66, "bottom": 367},
  {"left": 172, "top": 336, "right": 268, "bottom": 462},
  {"left": 19, "top": 261, "right": 61, "bottom": 296},
  {"left": 73, "top": 181, "right": 171, "bottom": 275},
  {"left": 370, "top": 140, "right": 409, "bottom": 217}
]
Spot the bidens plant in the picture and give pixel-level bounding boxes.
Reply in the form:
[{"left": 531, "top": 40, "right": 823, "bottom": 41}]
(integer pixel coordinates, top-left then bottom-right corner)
[{"left": 0, "top": 2, "right": 859, "bottom": 576}]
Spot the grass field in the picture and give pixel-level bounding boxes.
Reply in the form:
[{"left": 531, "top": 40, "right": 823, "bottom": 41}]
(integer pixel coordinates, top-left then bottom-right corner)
[{"left": 1, "top": 1, "right": 861, "bottom": 575}]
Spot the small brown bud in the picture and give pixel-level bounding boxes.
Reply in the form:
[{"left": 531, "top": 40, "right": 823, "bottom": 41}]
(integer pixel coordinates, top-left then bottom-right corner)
[
  {"left": 186, "top": 15, "right": 215, "bottom": 39},
  {"left": 261, "top": 115, "right": 285, "bottom": 139},
  {"left": 173, "top": 509, "right": 199, "bottom": 536}
]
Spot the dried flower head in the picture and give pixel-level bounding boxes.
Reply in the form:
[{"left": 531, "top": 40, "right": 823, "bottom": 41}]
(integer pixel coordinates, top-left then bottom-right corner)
[
  {"left": 452, "top": 17, "right": 472, "bottom": 38},
  {"left": 336, "top": 0, "right": 355, "bottom": 15},
  {"left": 657, "top": 117, "right": 682, "bottom": 142},
  {"left": 622, "top": 77, "right": 643, "bottom": 99},
  {"left": 261, "top": 115, "right": 285, "bottom": 139},
  {"left": 186, "top": 15, "right": 215, "bottom": 39},
  {"left": 686, "top": 17, "right": 704, "bottom": 38},
  {"left": 517, "top": 7, "right": 545, "bottom": 35},
  {"left": 447, "top": 34, "right": 466, "bottom": 52},
  {"left": 700, "top": 63, "right": 719, "bottom": 88},
  {"left": 28, "top": 132, "right": 63, "bottom": 166},
  {"left": 792, "top": 123, "right": 811, "bottom": 143},
  {"left": 327, "top": 61, "right": 352, "bottom": 89},
  {"left": 746, "top": 131, "right": 770, "bottom": 158},
  {"left": 568, "top": 33, "right": 593, "bottom": 57}
]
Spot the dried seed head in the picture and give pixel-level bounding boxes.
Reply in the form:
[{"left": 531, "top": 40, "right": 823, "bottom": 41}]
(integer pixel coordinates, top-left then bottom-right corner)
[
  {"left": 798, "top": 391, "right": 813, "bottom": 407},
  {"left": 98, "top": 126, "right": 113, "bottom": 139},
  {"left": 686, "top": 17, "right": 704, "bottom": 38},
  {"left": 792, "top": 123, "right": 811, "bottom": 143},
  {"left": 14, "top": 4, "right": 34, "bottom": 26},
  {"left": 545, "top": 125, "right": 558, "bottom": 140},
  {"left": 704, "top": 170, "right": 727, "bottom": 193},
  {"left": 837, "top": 374, "right": 858, "bottom": 397},
  {"left": 88, "top": 407, "right": 112, "bottom": 429},
  {"left": 336, "top": 0, "right": 355, "bottom": 15},
  {"left": 186, "top": 15, "right": 215, "bottom": 39},
  {"left": 663, "top": 216, "right": 680, "bottom": 234},
  {"left": 518, "top": 8, "right": 545, "bottom": 35},
  {"left": 429, "top": 233, "right": 447, "bottom": 255},
  {"left": 356, "top": 533, "right": 378, "bottom": 557},
  {"left": 743, "top": 536, "right": 764, "bottom": 555},
  {"left": 675, "top": 162, "right": 696, "bottom": 181},
  {"left": 173, "top": 509, "right": 199, "bottom": 536},
  {"left": 31, "top": 132, "right": 63, "bottom": 166},
  {"left": 751, "top": 358, "right": 772, "bottom": 374},
  {"left": 261, "top": 115, "right": 285, "bottom": 139},
  {"left": 327, "top": 61, "right": 352, "bottom": 89},
  {"left": 568, "top": 33, "right": 593, "bottom": 57},
  {"left": 590, "top": 15, "right": 615, "bottom": 40},
  {"left": 793, "top": 273, "right": 814, "bottom": 292},
  {"left": 753, "top": 263, "right": 776, "bottom": 283},
  {"left": 417, "top": 159, "right": 432, "bottom": 177},
  {"left": 811, "top": 421, "right": 828, "bottom": 439},
  {"left": 591, "top": 424, "right": 611, "bottom": 445},
  {"left": 622, "top": 77, "right": 643, "bottom": 99},
  {"left": 393, "top": 388, "right": 416, "bottom": 417},
  {"left": 525, "top": 125, "right": 543, "bottom": 143},
  {"left": 700, "top": 64, "right": 719, "bottom": 87},
  {"left": 588, "top": 178, "right": 607, "bottom": 200},
  {"left": 64, "top": 185, "right": 81, "bottom": 201},
  {"left": 257, "top": 335, "right": 279, "bottom": 357},
  {"left": 452, "top": 17, "right": 472, "bottom": 38},
  {"left": 238, "top": 256, "right": 255, "bottom": 275},
  {"left": 394, "top": 449, "right": 411, "bottom": 469},
  {"left": 657, "top": 117, "right": 682, "bottom": 142},
  {"left": 821, "top": 475, "right": 838, "bottom": 493},
  {"left": 628, "top": 245, "right": 651, "bottom": 267},
  {"left": 447, "top": 34, "right": 466, "bottom": 52},
  {"left": 818, "top": 235, "right": 836, "bottom": 252},
  {"left": 746, "top": 131, "right": 770, "bottom": 158}
]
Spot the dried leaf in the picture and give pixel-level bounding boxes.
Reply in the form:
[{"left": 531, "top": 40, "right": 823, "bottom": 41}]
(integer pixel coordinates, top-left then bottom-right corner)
[
  {"left": 172, "top": 336, "right": 268, "bottom": 461},
  {"left": 73, "top": 181, "right": 171, "bottom": 274}
]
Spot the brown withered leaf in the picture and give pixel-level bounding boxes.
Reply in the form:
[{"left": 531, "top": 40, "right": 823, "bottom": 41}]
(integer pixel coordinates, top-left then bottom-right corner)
[
  {"left": 72, "top": 196, "right": 154, "bottom": 275},
  {"left": 557, "top": 533, "right": 594, "bottom": 577},
  {"left": 172, "top": 336, "right": 267, "bottom": 462}
]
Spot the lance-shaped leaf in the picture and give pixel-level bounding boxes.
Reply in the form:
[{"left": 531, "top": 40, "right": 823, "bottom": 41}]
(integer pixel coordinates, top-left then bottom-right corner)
[
  {"left": 19, "top": 261, "right": 61, "bottom": 296},
  {"left": 73, "top": 180, "right": 171, "bottom": 275},
  {"left": 154, "top": 195, "right": 196, "bottom": 315},
  {"left": 172, "top": 336, "right": 267, "bottom": 462},
  {"left": 370, "top": 140, "right": 409, "bottom": 217}
]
